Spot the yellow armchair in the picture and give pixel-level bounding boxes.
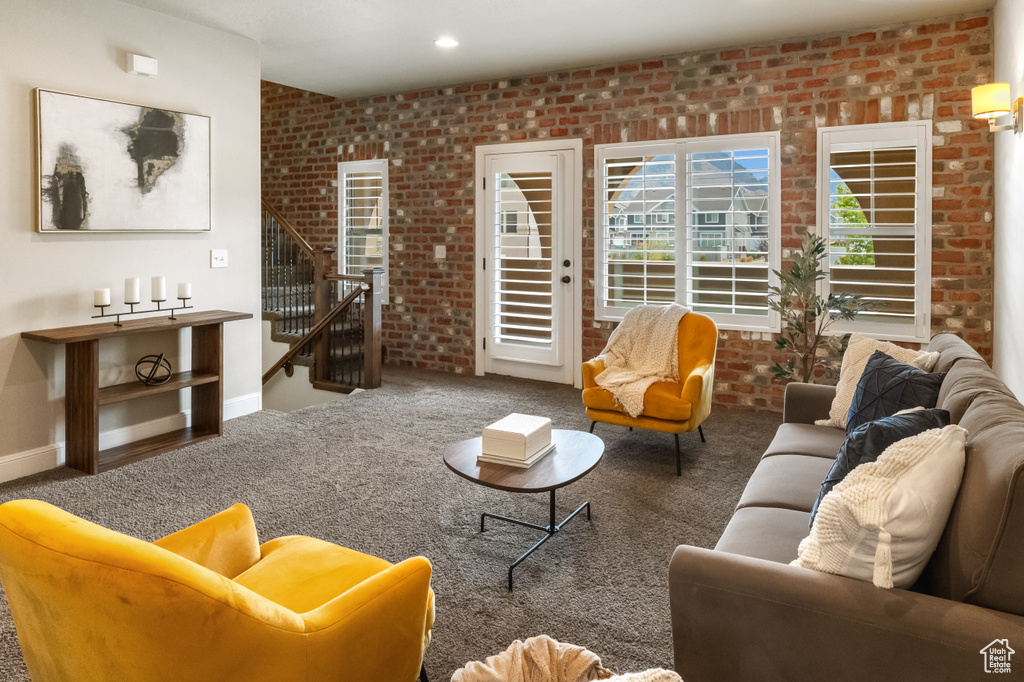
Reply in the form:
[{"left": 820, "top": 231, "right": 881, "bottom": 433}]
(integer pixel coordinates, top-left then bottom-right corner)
[
  {"left": 0, "top": 500, "right": 434, "bottom": 682},
  {"left": 582, "top": 311, "right": 718, "bottom": 475}
]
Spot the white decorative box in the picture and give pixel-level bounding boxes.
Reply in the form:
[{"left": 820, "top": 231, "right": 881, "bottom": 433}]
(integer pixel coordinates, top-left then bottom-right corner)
[{"left": 482, "top": 413, "right": 552, "bottom": 460}]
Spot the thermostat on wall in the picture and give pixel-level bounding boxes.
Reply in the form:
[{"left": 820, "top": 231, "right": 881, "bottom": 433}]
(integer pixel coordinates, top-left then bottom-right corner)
[{"left": 126, "top": 53, "right": 158, "bottom": 77}]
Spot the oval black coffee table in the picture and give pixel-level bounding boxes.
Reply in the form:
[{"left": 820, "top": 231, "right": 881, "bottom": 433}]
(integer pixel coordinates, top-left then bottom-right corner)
[{"left": 443, "top": 429, "right": 604, "bottom": 589}]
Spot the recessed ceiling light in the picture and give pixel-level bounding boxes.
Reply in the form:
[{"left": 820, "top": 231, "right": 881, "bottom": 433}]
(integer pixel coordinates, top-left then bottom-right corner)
[{"left": 434, "top": 37, "right": 459, "bottom": 48}]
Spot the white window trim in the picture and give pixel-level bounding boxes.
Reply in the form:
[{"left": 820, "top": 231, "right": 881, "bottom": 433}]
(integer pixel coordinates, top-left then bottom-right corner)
[
  {"left": 815, "top": 121, "right": 932, "bottom": 344},
  {"left": 594, "top": 132, "right": 782, "bottom": 333},
  {"left": 338, "top": 159, "right": 389, "bottom": 304}
]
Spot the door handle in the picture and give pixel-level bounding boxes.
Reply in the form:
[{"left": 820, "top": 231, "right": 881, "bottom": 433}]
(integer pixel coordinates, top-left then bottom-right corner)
[
  {"left": 561, "top": 275, "right": 571, "bottom": 284},
  {"left": 563, "top": 259, "right": 571, "bottom": 267}
]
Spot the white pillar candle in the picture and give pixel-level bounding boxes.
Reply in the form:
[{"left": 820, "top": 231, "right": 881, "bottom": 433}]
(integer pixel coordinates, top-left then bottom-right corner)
[
  {"left": 151, "top": 276, "right": 166, "bottom": 302},
  {"left": 93, "top": 288, "right": 110, "bottom": 306},
  {"left": 124, "top": 278, "right": 141, "bottom": 304},
  {"left": 177, "top": 282, "right": 192, "bottom": 299}
]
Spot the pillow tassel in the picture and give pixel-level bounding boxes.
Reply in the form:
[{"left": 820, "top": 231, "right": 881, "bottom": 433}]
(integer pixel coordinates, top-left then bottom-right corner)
[{"left": 873, "top": 528, "right": 893, "bottom": 589}]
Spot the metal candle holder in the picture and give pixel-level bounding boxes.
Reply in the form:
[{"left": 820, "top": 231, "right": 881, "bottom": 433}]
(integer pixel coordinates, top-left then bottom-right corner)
[{"left": 93, "top": 297, "right": 193, "bottom": 326}]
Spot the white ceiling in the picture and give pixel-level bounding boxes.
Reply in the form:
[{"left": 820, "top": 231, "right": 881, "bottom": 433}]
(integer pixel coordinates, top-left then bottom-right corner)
[{"left": 121, "top": 0, "right": 995, "bottom": 100}]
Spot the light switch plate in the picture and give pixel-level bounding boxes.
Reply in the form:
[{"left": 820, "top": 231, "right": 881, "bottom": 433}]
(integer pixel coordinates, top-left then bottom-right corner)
[{"left": 211, "top": 250, "right": 228, "bottom": 268}]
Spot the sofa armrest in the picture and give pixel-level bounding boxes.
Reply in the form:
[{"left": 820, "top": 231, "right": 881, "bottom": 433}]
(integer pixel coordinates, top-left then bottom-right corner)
[
  {"left": 669, "top": 545, "right": 1024, "bottom": 681},
  {"left": 153, "top": 503, "right": 261, "bottom": 579},
  {"left": 582, "top": 358, "right": 605, "bottom": 389},
  {"left": 782, "top": 382, "right": 836, "bottom": 424}
]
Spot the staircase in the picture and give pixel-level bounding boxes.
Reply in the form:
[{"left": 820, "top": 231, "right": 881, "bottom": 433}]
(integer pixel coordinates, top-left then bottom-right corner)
[{"left": 261, "top": 200, "right": 382, "bottom": 393}]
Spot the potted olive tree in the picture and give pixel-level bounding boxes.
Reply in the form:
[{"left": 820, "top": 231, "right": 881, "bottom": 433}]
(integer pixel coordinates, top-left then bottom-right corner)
[{"left": 768, "top": 232, "right": 879, "bottom": 384}]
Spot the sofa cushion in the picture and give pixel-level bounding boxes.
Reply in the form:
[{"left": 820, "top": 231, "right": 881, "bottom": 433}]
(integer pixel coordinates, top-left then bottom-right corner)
[
  {"left": 582, "top": 381, "right": 691, "bottom": 421},
  {"left": 793, "top": 424, "right": 967, "bottom": 589},
  {"left": 817, "top": 333, "right": 939, "bottom": 430},
  {"left": 845, "top": 351, "right": 944, "bottom": 433},
  {"left": 764, "top": 423, "right": 846, "bottom": 460},
  {"left": 235, "top": 535, "right": 392, "bottom": 613},
  {"left": 810, "top": 408, "right": 952, "bottom": 525},
  {"left": 715, "top": 507, "right": 812, "bottom": 565},
  {"left": 921, "top": 389, "right": 1024, "bottom": 616},
  {"left": 736, "top": 455, "right": 834, "bottom": 513}
]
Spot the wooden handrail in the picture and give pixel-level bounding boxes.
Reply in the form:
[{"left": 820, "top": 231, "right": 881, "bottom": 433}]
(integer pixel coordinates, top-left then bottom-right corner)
[
  {"left": 325, "top": 273, "right": 364, "bottom": 282},
  {"left": 262, "top": 283, "right": 368, "bottom": 385},
  {"left": 261, "top": 199, "right": 315, "bottom": 261}
]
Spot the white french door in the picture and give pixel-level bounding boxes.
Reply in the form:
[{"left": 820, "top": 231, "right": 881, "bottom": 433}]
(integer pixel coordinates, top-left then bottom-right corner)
[{"left": 475, "top": 141, "right": 582, "bottom": 385}]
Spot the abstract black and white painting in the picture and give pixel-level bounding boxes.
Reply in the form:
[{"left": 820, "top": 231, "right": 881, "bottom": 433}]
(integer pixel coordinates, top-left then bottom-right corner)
[{"left": 36, "top": 89, "right": 210, "bottom": 232}]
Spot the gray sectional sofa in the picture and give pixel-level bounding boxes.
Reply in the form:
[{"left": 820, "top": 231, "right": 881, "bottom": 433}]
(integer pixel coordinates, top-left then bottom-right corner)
[{"left": 669, "top": 333, "right": 1024, "bottom": 681}]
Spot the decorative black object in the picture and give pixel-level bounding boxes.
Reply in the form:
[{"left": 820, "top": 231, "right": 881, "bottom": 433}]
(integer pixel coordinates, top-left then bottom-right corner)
[
  {"left": 810, "top": 407, "right": 951, "bottom": 526},
  {"left": 135, "top": 353, "right": 172, "bottom": 386},
  {"left": 845, "top": 350, "right": 945, "bottom": 434}
]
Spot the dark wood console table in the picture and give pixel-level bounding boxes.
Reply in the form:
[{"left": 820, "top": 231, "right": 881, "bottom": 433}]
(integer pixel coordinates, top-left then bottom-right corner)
[{"left": 22, "top": 310, "right": 252, "bottom": 475}]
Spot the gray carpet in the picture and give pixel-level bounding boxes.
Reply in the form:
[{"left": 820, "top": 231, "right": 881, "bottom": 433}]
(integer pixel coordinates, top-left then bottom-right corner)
[{"left": 0, "top": 367, "right": 780, "bottom": 680}]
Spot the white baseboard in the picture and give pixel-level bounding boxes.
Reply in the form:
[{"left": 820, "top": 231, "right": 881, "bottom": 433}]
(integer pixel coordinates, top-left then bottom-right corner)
[
  {"left": 0, "top": 444, "right": 65, "bottom": 483},
  {"left": 224, "top": 392, "right": 262, "bottom": 421},
  {"left": 0, "top": 392, "right": 263, "bottom": 484}
]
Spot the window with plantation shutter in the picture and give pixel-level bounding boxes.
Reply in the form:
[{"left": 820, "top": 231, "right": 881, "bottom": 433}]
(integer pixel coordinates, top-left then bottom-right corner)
[
  {"left": 599, "top": 149, "right": 677, "bottom": 312},
  {"left": 338, "top": 159, "right": 388, "bottom": 301},
  {"left": 817, "top": 122, "right": 931, "bottom": 342},
  {"left": 595, "top": 133, "right": 780, "bottom": 331}
]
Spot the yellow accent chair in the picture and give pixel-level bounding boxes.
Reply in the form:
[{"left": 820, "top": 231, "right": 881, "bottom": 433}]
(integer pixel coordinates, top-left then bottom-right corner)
[
  {"left": 0, "top": 500, "right": 434, "bottom": 682},
  {"left": 582, "top": 311, "right": 718, "bottom": 475}
]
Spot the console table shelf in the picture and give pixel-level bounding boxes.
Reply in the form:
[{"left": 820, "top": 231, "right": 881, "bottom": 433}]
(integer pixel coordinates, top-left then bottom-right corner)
[
  {"left": 22, "top": 310, "right": 252, "bottom": 475},
  {"left": 98, "top": 427, "right": 219, "bottom": 473},
  {"left": 98, "top": 371, "right": 219, "bottom": 406}
]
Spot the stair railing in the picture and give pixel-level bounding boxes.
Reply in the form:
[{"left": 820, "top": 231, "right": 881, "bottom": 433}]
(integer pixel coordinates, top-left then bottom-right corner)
[
  {"left": 262, "top": 201, "right": 315, "bottom": 337},
  {"left": 262, "top": 199, "right": 382, "bottom": 391}
]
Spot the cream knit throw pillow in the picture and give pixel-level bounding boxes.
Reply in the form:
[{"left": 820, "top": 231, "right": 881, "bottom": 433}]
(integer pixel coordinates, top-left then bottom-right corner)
[
  {"left": 817, "top": 333, "right": 940, "bottom": 429},
  {"left": 792, "top": 424, "right": 966, "bottom": 588}
]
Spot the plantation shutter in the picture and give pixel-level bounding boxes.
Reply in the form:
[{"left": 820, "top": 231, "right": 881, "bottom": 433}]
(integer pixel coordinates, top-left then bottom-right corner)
[
  {"left": 818, "top": 123, "right": 931, "bottom": 342},
  {"left": 595, "top": 134, "right": 780, "bottom": 331},
  {"left": 492, "top": 168, "right": 555, "bottom": 350},
  {"left": 338, "top": 159, "right": 388, "bottom": 300},
  {"left": 684, "top": 141, "right": 774, "bottom": 327},
  {"left": 597, "top": 151, "right": 677, "bottom": 318}
]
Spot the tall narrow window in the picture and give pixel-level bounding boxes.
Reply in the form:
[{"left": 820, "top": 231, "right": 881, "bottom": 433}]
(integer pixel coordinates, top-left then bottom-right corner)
[
  {"left": 338, "top": 159, "right": 388, "bottom": 300},
  {"left": 685, "top": 141, "right": 774, "bottom": 327},
  {"left": 595, "top": 132, "right": 780, "bottom": 331},
  {"left": 599, "top": 151, "right": 677, "bottom": 312},
  {"left": 817, "top": 122, "right": 931, "bottom": 342}
]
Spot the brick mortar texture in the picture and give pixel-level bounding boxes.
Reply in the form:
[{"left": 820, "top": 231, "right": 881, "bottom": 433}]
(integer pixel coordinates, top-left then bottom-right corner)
[{"left": 261, "top": 12, "right": 994, "bottom": 412}]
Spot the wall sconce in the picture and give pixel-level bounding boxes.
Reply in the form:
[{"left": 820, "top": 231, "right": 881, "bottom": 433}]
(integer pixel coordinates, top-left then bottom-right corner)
[{"left": 972, "top": 83, "right": 1022, "bottom": 133}]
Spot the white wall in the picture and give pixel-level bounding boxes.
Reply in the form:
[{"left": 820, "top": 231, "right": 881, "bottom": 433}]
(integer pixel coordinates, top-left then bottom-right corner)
[
  {"left": 994, "top": 0, "right": 1024, "bottom": 398},
  {"left": 0, "top": 0, "right": 262, "bottom": 474}
]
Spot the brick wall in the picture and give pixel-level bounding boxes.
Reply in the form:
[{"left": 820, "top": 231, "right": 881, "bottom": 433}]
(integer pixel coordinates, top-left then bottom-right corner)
[{"left": 261, "top": 12, "right": 994, "bottom": 411}]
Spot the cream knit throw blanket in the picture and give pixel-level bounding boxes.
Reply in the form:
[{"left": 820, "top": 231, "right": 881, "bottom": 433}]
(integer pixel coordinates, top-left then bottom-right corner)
[
  {"left": 451, "top": 635, "right": 607, "bottom": 682},
  {"left": 595, "top": 303, "right": 689, "bottom": 418},
  {"left": 450, "top": 634, "right": 682, "bottom": 682}
]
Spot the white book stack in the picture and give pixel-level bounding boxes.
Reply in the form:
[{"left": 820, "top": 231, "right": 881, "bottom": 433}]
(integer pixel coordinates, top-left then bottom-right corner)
[{"left": 478, "top": 413, "right": 554, "bottom": 468}]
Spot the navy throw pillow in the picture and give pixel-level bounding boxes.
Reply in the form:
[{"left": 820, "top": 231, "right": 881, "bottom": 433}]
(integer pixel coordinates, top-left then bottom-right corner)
[
  {"left": 845, "top": 350, "right": 945, "bottom": 434},
  {"left": 809, "top": 407, "right": 952, "bottom": 527}
]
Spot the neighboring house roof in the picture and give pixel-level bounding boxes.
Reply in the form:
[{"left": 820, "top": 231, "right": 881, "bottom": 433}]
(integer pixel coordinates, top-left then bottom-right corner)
[{"left": 609, "top": 157, "right": 768, "bottom": 218}]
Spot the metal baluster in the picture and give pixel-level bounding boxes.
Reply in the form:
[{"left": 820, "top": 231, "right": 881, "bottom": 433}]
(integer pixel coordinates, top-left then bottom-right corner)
[
  {"left": 357, "top": 296, "right": 363, "bottom": 387},
  {"left": 276, "top": 221, "right": 283, "bottom": 319},
  {"left": 289, "top": 242, "right": 296, "bottom": 335}
]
